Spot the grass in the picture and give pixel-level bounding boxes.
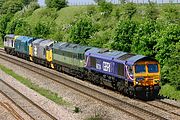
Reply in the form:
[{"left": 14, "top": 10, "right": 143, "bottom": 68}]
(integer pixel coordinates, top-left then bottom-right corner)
[
  {"left": 55, "top": 6, "right": 87, "bottom": 26},
  {"left": 0, "top": 64, "right": 69, "bottom": 105},
  {"left": 86, "top": 114, "right": 103, "bottom": 120},
  {"left": 159, "top": 84, "right": 180, "bottom": 100}
]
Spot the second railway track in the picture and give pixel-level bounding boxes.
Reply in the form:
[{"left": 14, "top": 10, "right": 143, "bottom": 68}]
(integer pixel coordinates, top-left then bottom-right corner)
[
  {"left": 0, "top": 48, "right": 180, "bottom": 120},
  {"left": 146, "top": 100, "right": 180, "bottom": 116},
  {"left": 0, "top": 79, "right": 57, "bottom": 120},
  {"left": 0, "top": 101, "right": 24, "bottom": 120}
]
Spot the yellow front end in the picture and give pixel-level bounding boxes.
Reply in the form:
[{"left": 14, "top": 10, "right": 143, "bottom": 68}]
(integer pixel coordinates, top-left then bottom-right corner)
[
  {"left": 133, "top": 61, "right": 160, "bottom": 87},
  {"left": 29, "top": 45, "right": 33, "bottom": 61},
  {"left": 46, "top": 49, "right": 54, "bottom": 68},
  {"left": 14, "top": 36, "right": 19, "bottom": 40}
]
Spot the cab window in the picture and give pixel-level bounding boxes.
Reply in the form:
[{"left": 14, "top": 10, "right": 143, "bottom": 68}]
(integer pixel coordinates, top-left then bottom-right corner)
[
  {"left": 148, "top": 64, "right": 158, "bottom": 73},
  {"left": 135, "top": 65, "right": 146, "bottom": 73}
]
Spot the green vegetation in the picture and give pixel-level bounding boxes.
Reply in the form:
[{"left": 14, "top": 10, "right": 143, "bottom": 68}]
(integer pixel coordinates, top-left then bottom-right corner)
[
  {"left": 0, "top": 1, "right": 179, "bottom": 98},
  {"left": 73, "top": 106, "right": 81, "bottom": 113},
  {"left": 45, "top": 0, "right": 67, "bottom": 10},
  {"left": 86, "top": 114, "right": 103, "bottom": 120},
  {"left": 0, "top": 64, "right": 69, "bottom": 105},
  {"left": 0, "top": 38, "right": 3, "bottom": 47},
  {"left": 160, "top": 84, "right": 180, "bottom": 100}
]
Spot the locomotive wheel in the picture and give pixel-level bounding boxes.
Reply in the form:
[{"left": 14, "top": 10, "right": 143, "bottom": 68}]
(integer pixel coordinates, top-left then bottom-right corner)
[
  {"left": 112, "top": 81, "right": 117, "bottom": 90},
  {"left": 128, "top": 86, "right": 135, "bottom": 98},
  {"left": 116, "top": 81, "right": 125, "bottom": 93},
  {"left": 93, "top": 74, "right": 101, "bottom": 85}
]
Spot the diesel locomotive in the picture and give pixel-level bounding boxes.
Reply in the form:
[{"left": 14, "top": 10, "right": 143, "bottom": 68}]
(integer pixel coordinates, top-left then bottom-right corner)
[{"left": 3, "top": 34, "right": 161, "bottom": 100}]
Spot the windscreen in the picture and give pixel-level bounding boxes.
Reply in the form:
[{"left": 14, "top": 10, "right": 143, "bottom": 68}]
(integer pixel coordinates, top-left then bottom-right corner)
[
  {"left": 135, "top": 64, "right": 146, "bottom": 73},
  {"left": 148, "top": 64, "right": 158, "bottom": 73}
]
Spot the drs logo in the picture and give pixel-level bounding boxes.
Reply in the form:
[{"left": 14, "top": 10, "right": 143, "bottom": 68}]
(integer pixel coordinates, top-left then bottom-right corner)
[{"left": 103, "top": 61, "right": 111, "bottom": 72}]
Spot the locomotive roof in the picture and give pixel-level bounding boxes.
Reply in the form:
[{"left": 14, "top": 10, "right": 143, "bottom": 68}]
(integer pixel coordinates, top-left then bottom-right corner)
[
  {"left": 85, "top": 48, "right": 158, "bottom": 65},
  {"left": 39, "top": 40, "right": 54, "bottom": 47},
  {"left": 53, "top": 42, "right": 68, "bottom": 49},
  {"left": 126, "top": 55, "right": 158, "bottom": 65},
  {"left": 53, "top": 43, "right": 92, "bottom": 54},
  {"left": 16, "top": 36, "right": 34, "bottom": 43},
  {"left": 32, "top": 39, "right": 44, "bottom": 44},
  {"left": 62, "top": 43, "right": 92, "bottom": 54},
  {"left": 85, "top": 48, "right": 127, "bottom": 59},
  {"left": 5, "top": 34, "right": 15, "bottom": 38}
]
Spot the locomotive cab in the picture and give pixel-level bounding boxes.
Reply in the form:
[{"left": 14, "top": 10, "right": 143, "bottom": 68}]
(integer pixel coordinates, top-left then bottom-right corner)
[
  {"left": 4, "top": 34, "right": 16, "bottom": 55},
  {"left": 133, "top": 60, "right": 161, "bottom": 99},
  {"left": 134, "top": 61, "right": 160, "bottom": 86}
]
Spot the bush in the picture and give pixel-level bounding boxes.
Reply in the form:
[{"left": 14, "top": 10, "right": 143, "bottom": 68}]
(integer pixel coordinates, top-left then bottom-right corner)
[
  {"left": 131, "top": 20, "right": 159, "bottom": 57},
  {"left": 0, "top": 14, "right": 12, "bottom": 39},
  {"left": 155, "top": 24, "right": 180, "bottom": 88},
  {"left": 98, "top": 0, "right": 113, "bottom": 17},
  {"left": 18, "top": 1, "right": 40, "bottom": 17},
  {"left": 22, "top": 0, "right": 38, "bottom": 6},
  {"left": 0, "top": 0, "right": 23, "bottom": 14},
  {"left": 163, "top": 4, "right": 179, "bottom": 24},
  {"left": 69, "top": 16, "right": 96, "bottom": 45},
  {"left": 86, "top": 5, "right": 97, "bottom": 16},
  {"left": 111, "top": 19, "right": 136, "bottom": 52},
  {"left": 122, "top": 2, "right": 137, "bottom": 20},
  {"left": 45, "top": 0, "right": 68, "bottom": 10},
  {"left": 145, "top": 2, "right": 159, "bottom": 21},
  {"left": 6, "top": 18, "right": 32, "bottom": 36},
  {"left": 32, "top": 21, "right": 55, "bottom": 38}
]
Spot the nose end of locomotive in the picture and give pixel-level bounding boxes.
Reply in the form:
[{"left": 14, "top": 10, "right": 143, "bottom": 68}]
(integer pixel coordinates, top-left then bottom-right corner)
[{"left": 135, "top": 85, "right": 161, "bottom": 100}]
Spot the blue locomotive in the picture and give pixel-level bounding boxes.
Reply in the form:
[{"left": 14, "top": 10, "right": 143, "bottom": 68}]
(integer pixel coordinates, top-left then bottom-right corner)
[{"left": 4, "top": 34, "right": 161, "bottom": 100}]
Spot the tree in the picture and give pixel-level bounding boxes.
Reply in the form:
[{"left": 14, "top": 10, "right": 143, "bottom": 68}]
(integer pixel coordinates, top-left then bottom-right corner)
[
  {"left": 32, "top": 21, "right": 56, "bottom": 38},
  {"left": 45, "top": 0, "right": 67, "bottom": 10},
  {"left": 22, "top": 0, "right": 37, "bottom": 6},
  {"left": 122, "top": 3, "right": 137, "bottom": 20},
  {"left": 155, "top": 24, "right": 180, "bottom": 88},
  {"left": 0, "top": 14, "right": 12, "bottom": 39},
  {"left": 0, "top": 0, "right": 23, "bottom": 14},
  {"left": 145, "top": 2, "right": 159, "bottom": 21},
  {"left": 6, "top": 18, "right": 32, "bottom": 36},
  {"left": 111, "top": 20, "right": 136, "bottom": 52},
  {"left": 131, "top": 21, "right": 159, "bottom": 57},
  {"left": 163, "top": 4, "right": 179, "bottom": 24},
  {"left": 161, "top": 42, "right": 180, "bottom": 89},
  {"left": 93, "top": 0, "right": 104, "bottom": 5},
  {"left": 98, "top": 0, "right": 113, "bottom": 17},
  {"left": 0, "top": 0, "right": 5, "bottom": 9},
  {"left": 70, "top": 16, "right": 96, "bottom": 45}
]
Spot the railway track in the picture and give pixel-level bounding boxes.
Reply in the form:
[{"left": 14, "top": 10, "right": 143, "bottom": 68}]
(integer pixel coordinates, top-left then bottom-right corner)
[
  {"left": 0, "top": 48, "right": 180, "bottom": 120},
  {"left": 0, "top": 79, "right": 57, "bottom": 120},
  {"left": 146, "top": 100, "right": 180, "bottom": 116},
  {"left": 0, "top": 101, "right": 24, "bottom": 120}
]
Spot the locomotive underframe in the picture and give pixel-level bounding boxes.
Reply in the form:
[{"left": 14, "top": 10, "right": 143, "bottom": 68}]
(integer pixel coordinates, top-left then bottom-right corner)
[
  {"left": 4, "top": 47, "right": 15, "bottom": 55},
  {"left": 32, "top": 56, "right": 52, "bottom": 68}
]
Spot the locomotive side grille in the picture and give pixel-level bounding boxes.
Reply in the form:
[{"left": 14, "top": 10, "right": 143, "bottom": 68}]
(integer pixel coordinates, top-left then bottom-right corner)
[
  {"left": 117, "top": 53, "right": 136, "bottom": 60},
  {"left": 118, "top": 63, "right": 124, "bottom": 76}
]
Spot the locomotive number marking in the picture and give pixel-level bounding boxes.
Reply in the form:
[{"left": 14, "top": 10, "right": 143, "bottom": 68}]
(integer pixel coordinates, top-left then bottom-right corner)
[{"left": 103, "top": 61, "right": 111, "bottom": 72}]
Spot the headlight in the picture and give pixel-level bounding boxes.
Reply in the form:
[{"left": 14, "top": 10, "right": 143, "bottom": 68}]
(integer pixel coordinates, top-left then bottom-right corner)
[
  {"left": 154, "top": 80, "right": 160, "bottom": 83},
  {"left": 136, "top": 77, "right": 144, "bottom": 81}
]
